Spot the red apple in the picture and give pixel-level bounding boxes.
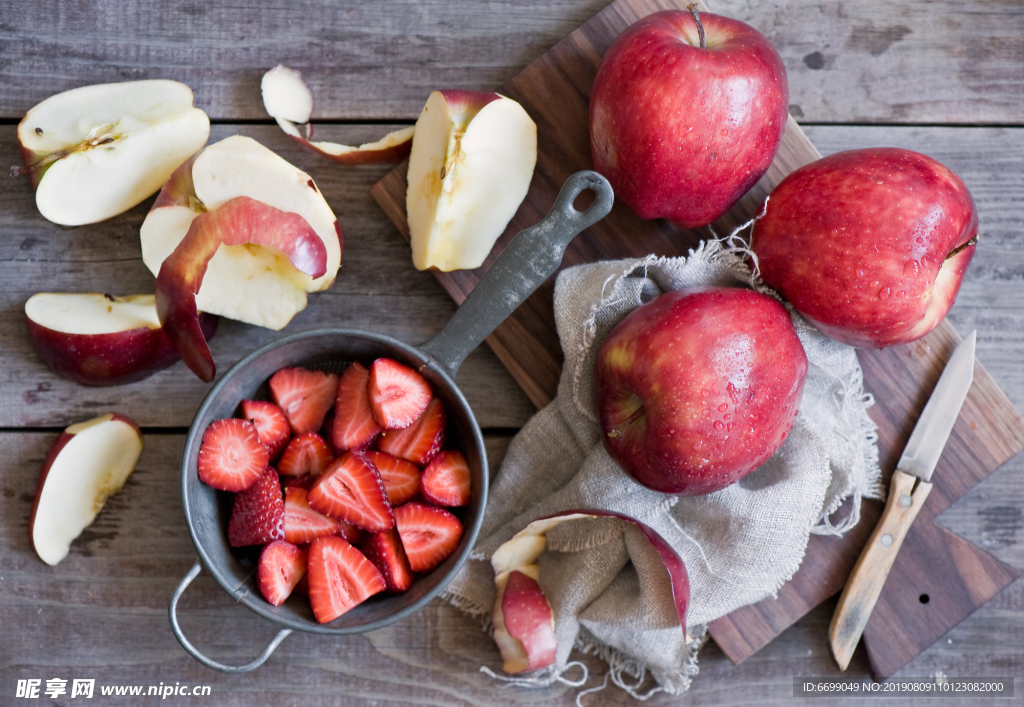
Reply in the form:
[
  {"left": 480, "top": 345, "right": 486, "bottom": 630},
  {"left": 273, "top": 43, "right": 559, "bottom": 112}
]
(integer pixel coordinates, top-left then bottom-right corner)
[
  {"left": 589, "top": 8, "right": 788, "bottom": 228},
  {"left": 594, "top": 287, "right": 807, "bottom": 495},
  {"left": 750, "top": 148, "right": 978, "bottom": 348}
]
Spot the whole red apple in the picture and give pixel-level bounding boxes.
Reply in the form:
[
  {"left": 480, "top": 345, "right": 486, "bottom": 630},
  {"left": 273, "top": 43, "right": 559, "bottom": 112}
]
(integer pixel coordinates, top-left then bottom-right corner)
[
  {"left": 750, "top": 148, "right": 978, "bottom": 348},
  {"left": 595, "top": 287, "right": 807, "bottom": 496},
  {"left": 589, "top": 8, "right": 788, "bottom": 228}
]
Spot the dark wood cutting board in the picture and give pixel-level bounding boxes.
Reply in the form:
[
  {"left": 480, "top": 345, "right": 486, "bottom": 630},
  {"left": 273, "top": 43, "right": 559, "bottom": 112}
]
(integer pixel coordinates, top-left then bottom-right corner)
[{"left": 370, "top": 0, "right": 1024, "bottom": 679}]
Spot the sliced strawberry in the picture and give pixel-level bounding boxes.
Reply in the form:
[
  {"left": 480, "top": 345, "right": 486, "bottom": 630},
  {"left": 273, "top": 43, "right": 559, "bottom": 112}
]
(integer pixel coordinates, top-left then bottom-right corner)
[
  {"left": 239, "top": 399, "right": 291, "bottom": 460},
  {"left": 359, "top": 528, "right": 414, "bottom": 593},
  {"left": 197, "top": 418, "right": 269, "bottom": 492},
  {"left": 307, "top": 536, "right": 385, "bottom": 623},
  {"left": 368, "top": 358, "right": 432, "bottom": 429},
  {"left": 336, "top": 519, "right": 364, "bottom": 545},
  {"left": 269, "top": 367, "right": 339, "bottom": 435},
  {"left": 332, "top": 362, "right": 383, "bottom": 450},
  {"left": 278, "top": 432, "right": 334, "bottom": 477},
  {"left": 282, "top": 473, "right": 316, "bottom": 490},
  {"left": 257, "top": 540, "right": 307, "bottom": 606},
  {"left": 420, "top": 451, "right": 472, "bottom": 507},
  {"left": 364, "top": 450, "right": 421, "bottom": 506},
  {"left": 307, "top": 451, "right": 394, "bottom": 532},
  {"left": 377, "top": 397, "right": 446, "bottom": 465},
  {"left": 393, "top": 502, "right": 463, "bottom": 573},
  {"left": 284, "top": 486, "right": 339, "bottom": 544},
  {"left": 227, "top": 467, "right": 284, "bottom": 547}
]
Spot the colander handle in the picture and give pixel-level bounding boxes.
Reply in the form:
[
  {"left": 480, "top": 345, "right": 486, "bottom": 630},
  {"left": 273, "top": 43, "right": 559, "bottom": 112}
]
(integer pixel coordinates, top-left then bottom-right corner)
[{"left": 169, "top": 560, "right": 293, "bottom": 673}]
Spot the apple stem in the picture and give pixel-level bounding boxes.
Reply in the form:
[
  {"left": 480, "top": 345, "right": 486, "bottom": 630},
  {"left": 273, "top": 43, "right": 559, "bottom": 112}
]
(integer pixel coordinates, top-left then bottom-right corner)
[
  {"left": 946, "top": 234, "right": 979, "bottom": 260},
  {"left": 687, "top": 3, "right": 706, "bottom": 49},
  {"left": 607, "top": 405, "right": 646, "bottom": 439}
]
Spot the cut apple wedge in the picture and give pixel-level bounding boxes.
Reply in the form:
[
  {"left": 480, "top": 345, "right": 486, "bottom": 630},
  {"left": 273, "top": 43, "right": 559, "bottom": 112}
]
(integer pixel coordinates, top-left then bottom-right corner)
[
  {"left": 16, "top": 80, "right": 210, "bottom": 226},
  {"left": 28, "top": 413, "right": 144, "bottom": 566},
  {"left": 406, "top": 90, "right": 537, "bottom": 272},
  {"left": 262, "top": 65, "right": 414, "bottom": 165}
]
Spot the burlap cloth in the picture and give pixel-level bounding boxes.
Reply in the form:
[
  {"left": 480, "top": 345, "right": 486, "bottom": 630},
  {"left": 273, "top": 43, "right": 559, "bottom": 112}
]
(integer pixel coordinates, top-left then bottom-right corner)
[{"left": 442, "top": 237, "right": 883, "bottom": 700}]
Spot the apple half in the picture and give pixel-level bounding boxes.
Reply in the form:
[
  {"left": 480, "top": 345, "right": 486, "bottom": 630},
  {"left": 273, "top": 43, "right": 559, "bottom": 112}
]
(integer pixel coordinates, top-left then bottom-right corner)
[
  {"left": 28, "top": 413, "right": 144, "bottom": 566},
  {"left": 406, "top": 90, "right": 537, "bottom": 272},
  {"left": 16, "top": 80, "right": 210, "bottom": 226},
  {"left": 262, "top": 65, "right": 414, "bottom": 165}
]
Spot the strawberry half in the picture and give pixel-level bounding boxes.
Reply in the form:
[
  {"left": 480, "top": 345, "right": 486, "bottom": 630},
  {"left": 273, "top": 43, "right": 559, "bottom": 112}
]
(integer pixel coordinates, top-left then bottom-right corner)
[
  {"left": 269, "top": 367, "right": 339, "bottom": 435},
  {"left": 307, "top": 451, "right": 394, "bottom": 533},
  {"left": 307, "top": 536, "right": 385, "bottom": 623},
  {"left": 359, "top": 528, "right": 414, "bottom": 593},
  {"left": 284, "top": 486, "right": 339, "bottom": 544},
  {"left": 368, "top": 358, "right": 432, "bottom": 429},
  {"left": 394, "top": 502, "right": 463, "bottom": 573},
  {"left": 332, "top": 362, "right": 382, "bottom": 451},
  {"left": 227, "top": 467, "right": 284, "bottom": 547},
  {"left": 197, "top": 418, "right": 269, "bottom": 492},
  {"left": 239, "top": 399, "right": 291, "bottom": 460},
  {"left": 377, "top": 397, "right": 446, "bottom": 465},
  {"left": 420, "top": 451, "right": 472, "bottom": 507},
  {"left": 278, "top": 432, "right": 334, "bottom": 477},
  {"left": 364, "top": 450, "right": 421, "bottom": 506},
  {"left": 257, "top": 540, "right": 307, "bottom": 606},
  {"left": 336, "top": 519, "right": 364, "bottom": 545}
]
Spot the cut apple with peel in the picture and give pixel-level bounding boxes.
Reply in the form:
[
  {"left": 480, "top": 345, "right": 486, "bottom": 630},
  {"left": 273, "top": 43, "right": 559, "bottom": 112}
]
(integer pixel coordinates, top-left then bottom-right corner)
[
  {"left": 262, "top": 65, "right": 414, "bottom": 165},
  {"left": 28, "top": 413, "right": 144, "bottom": 566},
  {"left": 16, "top": 80, "right": 210, "bottom": 226},
  {"left": 406, "top": 90, "right": 537, "bottom": 272}
]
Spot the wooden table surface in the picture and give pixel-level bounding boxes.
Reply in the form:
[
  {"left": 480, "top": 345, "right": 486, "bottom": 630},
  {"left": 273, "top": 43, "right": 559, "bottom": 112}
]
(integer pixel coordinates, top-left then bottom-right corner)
[{"left": 2, "top": 1, "right": 1022, "bottom": 705}]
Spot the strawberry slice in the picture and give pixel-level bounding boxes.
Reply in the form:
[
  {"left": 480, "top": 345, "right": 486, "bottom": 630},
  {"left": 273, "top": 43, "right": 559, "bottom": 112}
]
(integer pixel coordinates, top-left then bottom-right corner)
[
  {"left": 257, "top": 540, "right": 307, "bottom": 606},
  {"left": 307, "top": 451, "right": 394, "bottom": 532},
  {"left": 359, "top": 528, "right": 414, "bottom": 593},
  {"left": 421, "top": 451, "right": 472, "bottom": 507},
  {"left": 337, "top": 519, "right": 364, "bottom": 545},
  {"left": 278, "top": 432, "right": 334, "bottom": 477},
  {"left": 239, "top": 399, "right": 291, "bottom": 460},
  {"left": 307, "top": 536, "right": 385, "bottom": 623},
  {"left": 364, "top": 450, "right": 421, "bottom": 506},
  {"left": 377, "top": 397, "right": 446, "bottom": 465},
  {"left": 368, "top": 358, "right": 432, "bottom": 429},
  {"left": 227, "top": 467, "right": 284, "bottom": 547},
  {"left": 394, "top": 502, "right": 463, "bottom": 573},
  {"left": 197, "top": 418, "right": 269, "bottom": 492},
  {"left": 269, "top": 367, "right": 340, "bottom": 435},
  {"left": 284, "top": 486, "right": 339, "bottom": 544},
  {"left": 332, "top": 362, "right": 382, "bottom": 450}
]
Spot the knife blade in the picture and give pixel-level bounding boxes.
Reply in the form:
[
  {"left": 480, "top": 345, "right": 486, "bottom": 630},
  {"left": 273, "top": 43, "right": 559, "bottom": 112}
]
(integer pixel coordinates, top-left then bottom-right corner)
[{"left": 829, "top": 331, "right": 977, "bottom": 670}]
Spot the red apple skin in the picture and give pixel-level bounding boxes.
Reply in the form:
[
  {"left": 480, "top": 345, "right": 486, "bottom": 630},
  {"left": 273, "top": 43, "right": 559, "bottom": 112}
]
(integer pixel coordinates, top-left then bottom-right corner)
[
  {"left": 751, "top": 148, "right": 978, "bottom": 348},
  {"left": 595, "top": 287, "right": 807, "bottom": 495},
  {"left": 501, "top": 570, "right": 557, "bottom": 671},
  {"left": 590, "top": 9, "right": 788, "bottom": 228}
]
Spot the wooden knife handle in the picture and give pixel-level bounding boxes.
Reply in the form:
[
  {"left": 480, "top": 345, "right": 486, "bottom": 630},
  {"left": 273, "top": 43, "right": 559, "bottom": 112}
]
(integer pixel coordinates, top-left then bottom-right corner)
[{"left": 829, "top": 469, "right": 933, "bottom": 670}]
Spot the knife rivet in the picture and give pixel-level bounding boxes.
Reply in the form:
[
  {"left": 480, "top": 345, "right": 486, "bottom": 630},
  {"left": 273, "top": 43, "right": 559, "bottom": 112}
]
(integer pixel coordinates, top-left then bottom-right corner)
[
  {"left": 881, "top": 534, "right": 893, "bottom": 547},
  {"left": 900, "top": 494, "right": 912, "bottom": 507}
]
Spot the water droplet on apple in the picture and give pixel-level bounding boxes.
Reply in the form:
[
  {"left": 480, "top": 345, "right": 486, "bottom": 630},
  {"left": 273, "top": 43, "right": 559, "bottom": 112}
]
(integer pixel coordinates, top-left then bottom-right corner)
[
  {"left": 718, "top": 403, "right": 729, "bottom": 412},
  {"left": 916, "top": 236, "right": 924, "bottom": 244},
  {"left": 727, "top": 423, "right": 734, "bottom": 431},
  {"left": 714, "top": 421, "right": 725, "bottom": 431},
  {"left": 720, "top": 128, "right": 728, "bottom": 136},
  {"left": 724, "top": 413, "right": 731, "bottom": 421},
  {"left": 781, "top": 431, "right": 788, "bottom": 441},
  {"left": 878, "top": 287, "right": 891, "bottom": 301},
  {"left": 904, "top": 259, "right": 920, "bottom": 277},
  {"left": 701, "top": 390, "right": 709, "bottom": 397}
]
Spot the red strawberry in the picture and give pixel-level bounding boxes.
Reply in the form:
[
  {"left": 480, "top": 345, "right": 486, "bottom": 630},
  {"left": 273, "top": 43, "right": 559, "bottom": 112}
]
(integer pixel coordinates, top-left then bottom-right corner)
[
  {"left": 332, "top": 362, "right": 382, "bottom": 451},
  {"left": 368, "top": 358, "right": 432, "bottom": 429},
  {"left": 257, "top": 540, "right": 307, "bottom": 606},
  {"left": 197, "top": 418, "right": 269, "bottom": 492},
  {"left": 393, "top": 502, "right": 463, "bottom": 573},
  {"left": 377, "top": 397, "right": 446, "bottom": 465},
  {"left": 307, "top": 536, "right": 385, "bottom": 623},
  {"left": 282, "top": 473, "right": 316, "bottom": 490},
  {"left": 284, "top": 487, "right": 339, "bottom": 544},
  {"left": 269, "top": 367, "right": 339, "bottom": 435},
  {"left": 227, "top": 467, "right": 284, "bottom": 547},
  {"left": 420, "top": 451, "right": 472, "bottom": 507},
  {"left": 307, "top": 451, "right": 394, "bottom": 532},
  {"left": 278, "top": 432, "right": 334, "bottom": 477},
  {"left": 336, "top": 519, "right": 364, "bottom": 545},
  {"left": 359, "top": 528, "right": 414, "bottom": 593},
  {"left": 239, "top": 399, "right": 290, "bottom": 460},
  {"left": 364, "top": 450, "right": 421, "bottom": 506}
]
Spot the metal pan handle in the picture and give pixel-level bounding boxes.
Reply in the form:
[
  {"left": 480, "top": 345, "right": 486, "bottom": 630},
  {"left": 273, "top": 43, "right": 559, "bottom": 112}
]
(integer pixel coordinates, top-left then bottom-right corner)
[
  {"left": 418, "top": 170, "right": 614, "bottom": 379},
  {"left": 169, "top": 560, "right": 293, "bottom": 673}
]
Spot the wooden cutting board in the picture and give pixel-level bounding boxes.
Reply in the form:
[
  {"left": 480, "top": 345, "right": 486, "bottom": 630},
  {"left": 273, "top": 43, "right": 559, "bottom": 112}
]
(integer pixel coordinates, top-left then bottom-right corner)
[{"left": 370, "top": 0, "right": 1024, "bottom": 679}]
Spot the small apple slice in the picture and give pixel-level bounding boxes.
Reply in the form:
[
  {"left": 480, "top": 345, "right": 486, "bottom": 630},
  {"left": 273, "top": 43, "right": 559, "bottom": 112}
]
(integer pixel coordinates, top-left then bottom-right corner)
[
  {"left": 406, "top": 90, "right": 537, "bottom": 272},
  {"left": 25, "top": 292, "right": 217, "bottom": 386},
  {"left": 261, "top": 65, "right": 414, "bottom": 165},
  {"left": 28, "top": 413, "right": 144, "bottom": 566},
  {"left": 16, "top": 80, "right": 210, "bottom": 226}
]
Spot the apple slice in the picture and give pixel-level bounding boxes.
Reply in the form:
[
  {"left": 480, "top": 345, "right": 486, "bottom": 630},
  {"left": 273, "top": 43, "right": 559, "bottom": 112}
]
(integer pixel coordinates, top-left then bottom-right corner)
[
  {"left": 25, "top": 292, "right": 217, "bottom": 386},
  {"left": 406, "top": 90, "right": 537, "bottom": 272},
  {"left": 28, "top": 413, "right": 144, "bottom": 566},
  {"left": 261, "top": 65, "right": 414, "bottom": 165},
  {"left": 15, "top": 80, "right": 210, "bottom": 226}
]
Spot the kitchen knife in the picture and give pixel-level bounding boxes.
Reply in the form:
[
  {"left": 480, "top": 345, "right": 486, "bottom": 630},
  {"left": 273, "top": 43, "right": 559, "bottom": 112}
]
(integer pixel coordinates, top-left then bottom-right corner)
[{"left": 829, "top": 330, "right": 977, "bottom": 671}]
